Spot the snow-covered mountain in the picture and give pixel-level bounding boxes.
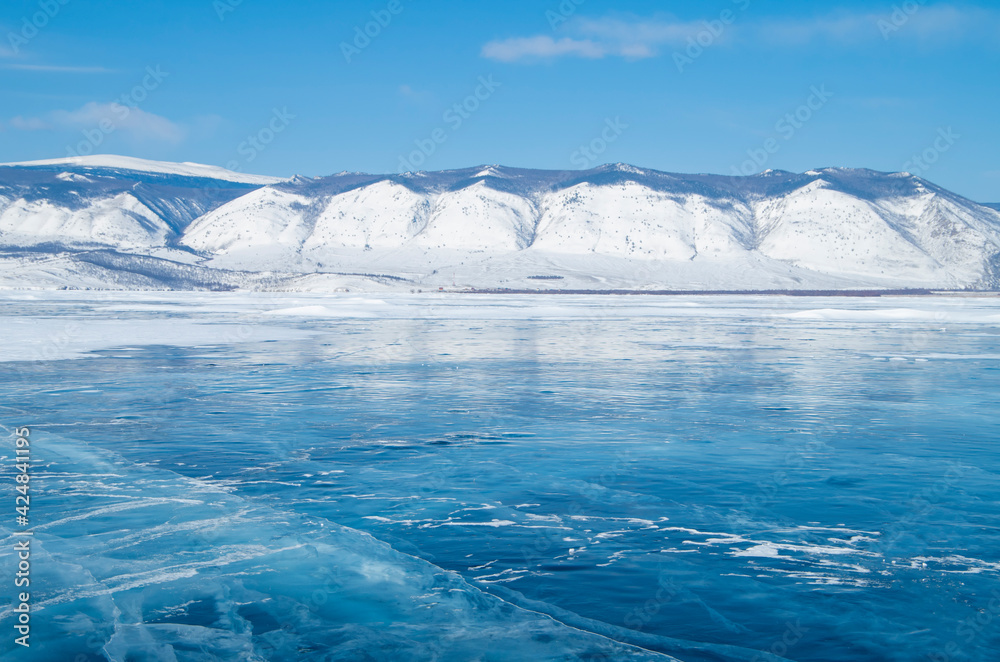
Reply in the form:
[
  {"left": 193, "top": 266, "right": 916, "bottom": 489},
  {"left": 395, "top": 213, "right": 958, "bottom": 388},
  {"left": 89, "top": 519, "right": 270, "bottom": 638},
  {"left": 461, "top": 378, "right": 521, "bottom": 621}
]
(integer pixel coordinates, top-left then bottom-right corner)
[
  {"left": 0, "top": 156, "right": 282, "bottom": 250},
  {"left": 1, "top": 157, "right": 999, "bottom": 292}
]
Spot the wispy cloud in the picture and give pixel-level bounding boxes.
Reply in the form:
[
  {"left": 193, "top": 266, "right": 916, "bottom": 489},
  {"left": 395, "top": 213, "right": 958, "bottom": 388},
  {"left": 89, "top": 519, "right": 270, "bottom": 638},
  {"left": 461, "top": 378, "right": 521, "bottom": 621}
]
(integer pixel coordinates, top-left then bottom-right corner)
[
  {"left": 754, "top": 14, "right": 876, "bottom": 46},
  {"left": 8, "top": 102, "right": 186, "bottom": 143},
  {"left": 482, "top": 15, "right": 705, "bottom": 63},
  {"left": 0, "top": 63, "right": 116, "bottom": 73},
  {"left": 482, "top": 36, "right": 606, "bottom": 62},
  {"left": 571, "top": 16, "right": 711, "bottom": 51},
  {"left": 8, "top": 116, "right": 50, "bottom": 130},
  {"left": 482, "top": 5, "right": 1000, "bottom": 63},
  {"left": 872, "top": 4, "right": 1000, "bottom": 42},
  {"left": 756, "top": 5, "right": 998, "bottom": 44}
]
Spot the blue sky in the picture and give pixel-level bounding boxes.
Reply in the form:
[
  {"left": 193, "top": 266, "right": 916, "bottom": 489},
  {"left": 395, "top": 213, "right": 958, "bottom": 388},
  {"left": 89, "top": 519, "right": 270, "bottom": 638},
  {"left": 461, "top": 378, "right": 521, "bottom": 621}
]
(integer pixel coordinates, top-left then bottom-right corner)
[{"left": 1, "top": 0, "right": 998, "bottom": 201}]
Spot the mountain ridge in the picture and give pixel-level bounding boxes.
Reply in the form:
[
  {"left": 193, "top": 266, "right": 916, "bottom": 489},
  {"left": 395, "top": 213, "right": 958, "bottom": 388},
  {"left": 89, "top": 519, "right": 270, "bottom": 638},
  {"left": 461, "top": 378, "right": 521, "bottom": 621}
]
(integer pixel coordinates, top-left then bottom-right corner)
[{"left": 1, "top": 156, "right": 998, "bottom": 292}]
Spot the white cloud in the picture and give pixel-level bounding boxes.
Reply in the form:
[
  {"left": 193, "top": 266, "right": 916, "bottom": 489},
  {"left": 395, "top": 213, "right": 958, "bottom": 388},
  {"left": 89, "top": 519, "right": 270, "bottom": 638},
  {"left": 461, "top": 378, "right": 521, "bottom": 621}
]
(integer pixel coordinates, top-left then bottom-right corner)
[
  {"left": 482, "top": 5, "right": 1000, "bottom": 63},
  {"left": 8, "top": 102, "right": 186, "bottom": 143},
  {"left": 482, "top": 15, "right": 714, "bottom": 62}
]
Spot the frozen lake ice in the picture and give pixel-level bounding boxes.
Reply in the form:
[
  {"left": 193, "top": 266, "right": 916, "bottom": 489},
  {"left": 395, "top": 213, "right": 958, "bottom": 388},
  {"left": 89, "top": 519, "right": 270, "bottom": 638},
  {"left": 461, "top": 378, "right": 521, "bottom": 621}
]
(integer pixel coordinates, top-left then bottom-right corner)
[{"left": 1, "top": 292, "right": 999, "bottom": 661}]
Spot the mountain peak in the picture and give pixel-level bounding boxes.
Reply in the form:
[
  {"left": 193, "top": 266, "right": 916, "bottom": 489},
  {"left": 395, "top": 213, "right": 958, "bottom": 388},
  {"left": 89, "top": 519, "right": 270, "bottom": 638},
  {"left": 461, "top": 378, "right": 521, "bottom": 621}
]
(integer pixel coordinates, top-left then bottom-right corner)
[{"left": 473, "top": 165, "right": 508, "bottom": 179}]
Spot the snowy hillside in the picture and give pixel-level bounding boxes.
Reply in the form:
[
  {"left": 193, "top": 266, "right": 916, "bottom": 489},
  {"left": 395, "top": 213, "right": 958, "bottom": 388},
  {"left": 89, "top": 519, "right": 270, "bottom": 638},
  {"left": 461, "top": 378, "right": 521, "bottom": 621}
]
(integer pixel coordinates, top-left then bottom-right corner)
[
  {"left": 1, "top": 158, "right": 999, "bottom": 291},
  {"left": 0, "top": 157, "right": 277, "bottom": 250}
]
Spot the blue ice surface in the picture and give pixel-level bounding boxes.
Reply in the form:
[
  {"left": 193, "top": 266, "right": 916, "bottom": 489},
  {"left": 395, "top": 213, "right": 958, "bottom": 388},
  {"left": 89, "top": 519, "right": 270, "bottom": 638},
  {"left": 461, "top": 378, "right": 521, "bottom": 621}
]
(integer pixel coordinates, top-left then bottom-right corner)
[{"left": 1, "top": 293, "right": 999, "bottom": 661}]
